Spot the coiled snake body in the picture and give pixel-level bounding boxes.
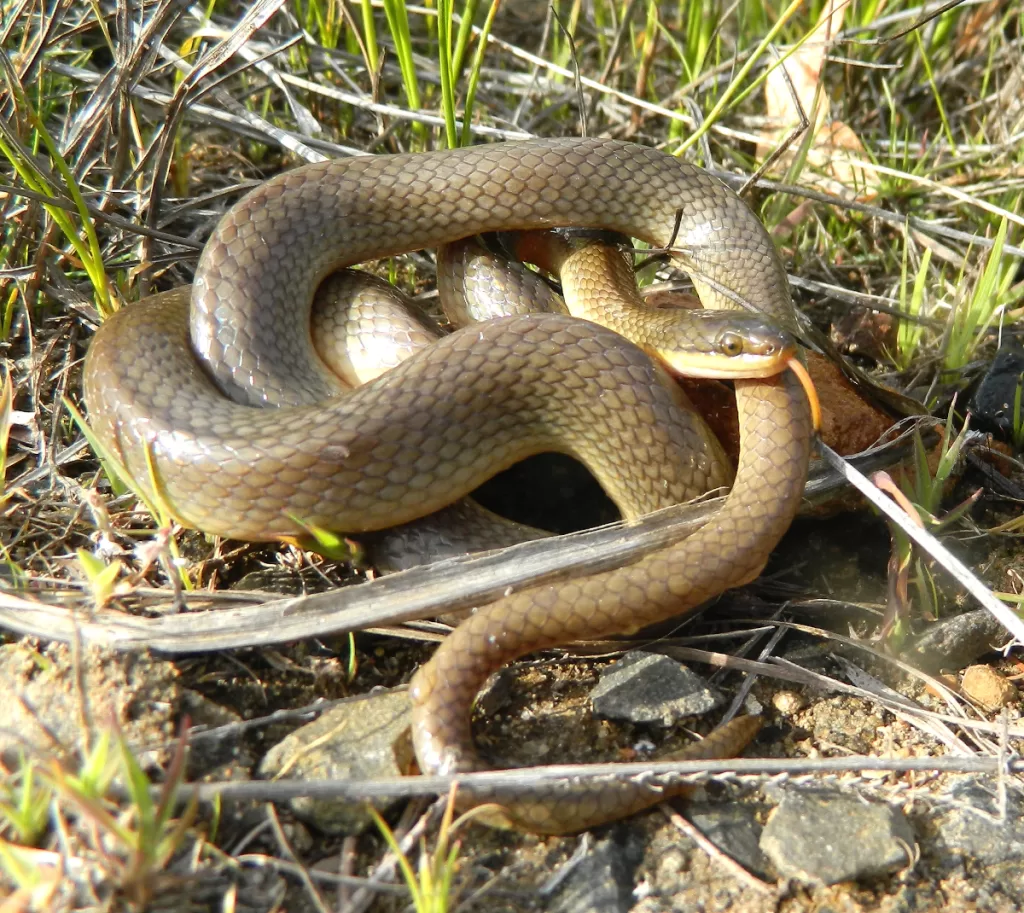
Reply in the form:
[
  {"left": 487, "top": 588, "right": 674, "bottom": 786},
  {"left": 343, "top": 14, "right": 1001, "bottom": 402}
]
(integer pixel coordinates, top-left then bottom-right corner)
[{"left": 84, "top": 138, "right": 815, "bottom": 833}]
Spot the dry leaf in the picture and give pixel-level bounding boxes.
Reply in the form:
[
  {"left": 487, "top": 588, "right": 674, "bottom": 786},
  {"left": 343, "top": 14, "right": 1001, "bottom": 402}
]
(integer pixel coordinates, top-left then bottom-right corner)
[
  {"left": 758, "top": 0, "right": 880, "bottom": 201},
  {"left": 957, "top": 0, "right": 1001, "bottom": 58}
]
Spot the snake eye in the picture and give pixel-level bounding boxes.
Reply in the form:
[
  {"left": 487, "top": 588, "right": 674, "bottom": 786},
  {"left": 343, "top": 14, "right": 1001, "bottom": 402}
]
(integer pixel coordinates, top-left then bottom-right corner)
[{"left": 719, "top": 332, "right": 744, "bottom": 357}]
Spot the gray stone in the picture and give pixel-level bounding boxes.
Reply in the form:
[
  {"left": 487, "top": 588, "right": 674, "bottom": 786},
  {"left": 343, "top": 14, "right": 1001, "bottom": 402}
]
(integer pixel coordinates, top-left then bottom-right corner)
[
  {"left": 687, "top": 802, "right": 769, "bottom": 878},
  {"left": 545, "top": 829, "right": 643, "bottom": 913},
  {"left": 179, "top": 688, "right": 257, "bottom": 778},
  {"left": 904, "top": 609, "right": 1008, "bottom": 674},
  {"left": 590, "top": 651, "right": 722, "bottom": 727},
  {"left": 932, "top": 777, "right": 1024, "bottom": 865},
  {"left": 760, "top": 787, "right": 916, "bottom": 884},
  {"left": 258, "top": 690, "right": 412, "bottom": 835}
]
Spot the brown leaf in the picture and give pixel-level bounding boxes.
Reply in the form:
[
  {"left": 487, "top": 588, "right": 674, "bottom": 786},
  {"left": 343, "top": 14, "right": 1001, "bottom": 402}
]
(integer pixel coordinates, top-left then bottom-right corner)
[{"left": 758, "top": 0, "right": 880, "bottom": 201}]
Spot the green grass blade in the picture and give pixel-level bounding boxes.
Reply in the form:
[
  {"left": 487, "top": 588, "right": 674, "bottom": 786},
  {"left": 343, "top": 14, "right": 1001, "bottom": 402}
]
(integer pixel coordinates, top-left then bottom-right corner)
[
  {"left": 437, "top": 0, "right": 459, "bottom": 148},
  {"left": 895, "top": 244, "right": 932, "bottom": 371},
  {"left": 673, "top": 0, "right": 804, "bottom": 157},
  {"left": 361, "top": 0, "right": 380, "bottom": 70},
  {"left": 451, "top": 0, "right": 481, "bottom": 81},
  {"left": 0, "top": 114, "right": 112, "bottom": 317},
  {"left": 459, "top": 0, "right": 500, "bottom": 146},
  {"left": 913, "top": 30, "right": 955, "bottom": 150},
  {"left": 381, "top": 0, "right": 425, "bottom": 142},
  {"left": 944, "top": 217, "right": 1010, "bottom": 372}
]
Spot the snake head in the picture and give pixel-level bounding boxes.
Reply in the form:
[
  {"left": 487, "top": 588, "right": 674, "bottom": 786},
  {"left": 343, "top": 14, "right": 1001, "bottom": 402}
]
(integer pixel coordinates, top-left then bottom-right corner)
[{"left": 657, "top": 312, "right": 797, "bottom": 380}]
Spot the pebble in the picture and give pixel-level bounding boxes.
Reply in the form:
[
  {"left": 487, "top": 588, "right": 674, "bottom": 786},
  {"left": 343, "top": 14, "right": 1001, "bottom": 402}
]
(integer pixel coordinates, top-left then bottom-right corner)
[
  {"left": 905, "top": 609, "right": 1010, "bottom": 674},
  {"left": 590, "top": 651, "right": 723, "bottom": 727},
  {"left": 760, "top": 787, "right": 915, "bottom": 884},
  {"left": 687, "top": 802, "right": 770, "bottom": 879},
  {"left": 544, "top": 829, "right": 644, "bottom": 913},
  {"left": 771, "top": 690, "right": 806, "bottom": 716},
  {"left": 960, "top": 664, "right": 1018, "bottom": 711},
  {"left": 931, "top": 777, "right": 1024, "bottom": 866},
  {"left": 258, "top": 690, "right": 412, "bottom": 835}
]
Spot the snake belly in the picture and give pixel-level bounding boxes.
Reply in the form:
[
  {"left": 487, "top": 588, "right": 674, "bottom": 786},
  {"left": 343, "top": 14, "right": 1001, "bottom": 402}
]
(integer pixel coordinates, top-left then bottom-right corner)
[{"left": 82, "top": 137, "right": 813, "bottom": 833}]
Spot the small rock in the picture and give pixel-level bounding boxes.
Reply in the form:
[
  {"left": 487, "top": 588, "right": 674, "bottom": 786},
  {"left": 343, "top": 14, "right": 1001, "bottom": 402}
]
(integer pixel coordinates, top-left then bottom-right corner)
[
  {"left": 961, "top": 664, "right": 1018, "bottom": 711},
  {"left": 545, "top": 829, "right": 643, "bottom": 913},
  {"left": 970, "top": 346, "right": 1024, "bottom": 441},
  {"left": 687, "top": 802, "right": 770, "bottom": 879},
  {"left": 760, "top": 787, "right": 915, "bottom": 884},
  {"left": 906, "top": 609, "right": 1009, "bottom": 674},
  {"left": 590, "top": 651, "right": 722, "bottom": 726},
  {"left": 180, "top": 689, "right": 258, "bottom": 777},
  {"left": 771, "top": 690, "right": 806, "bottom": 716},
  {"left": 280, "top": 819, "right": 315, "bottom": 855},
  {"left": 932, "top": 777, "right": 1024, "bottom": 865},
  {"left": 259, "top": 690, "right": 412, "bottom": 835}
]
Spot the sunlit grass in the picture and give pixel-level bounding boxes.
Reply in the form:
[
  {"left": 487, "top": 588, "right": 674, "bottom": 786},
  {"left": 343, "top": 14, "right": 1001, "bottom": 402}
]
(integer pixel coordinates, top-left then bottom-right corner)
[
  {"left": 876, "top": 408, "right": 981, "bottom": 647},
  {"left": 295, "top": 0, "right": 345, "bottom": 50},
  {"left": 381, "top": 0, "right": 425, "bottom": 142},
  {"left": 0, "top": 371, "right": 12, "bottom": 509},
  {"left": 371, "top": 797, "right": 461, "bottom": 913},
  {"left": 893, "top": 245, "right": 933, "bottom": 373},
  {"left": 0, "top": 725, "right": 196, "bottom": 907},
  {"left": 943, "top": 215, "right": 1022, "bottom": 374},
  {"left": 671, "top": 0, "right": 806, "bottom": 158},
  {"left": 913, "top": 30, "right": 956, "bottom": 150},
  {"left": 369, "top": 786, "right": 506, "bottom": 913},
  {"left": 65, "top": 398, "right": 194, "bottom": 592},
  {"left": 0, "top": 81, "right": 113, "bottom": 319},
  {"left": 437, "top": 0, "right": 459, "bottom": 148},
  {"left": 458, "top": 0, "right": 501, "bottom": 146}
]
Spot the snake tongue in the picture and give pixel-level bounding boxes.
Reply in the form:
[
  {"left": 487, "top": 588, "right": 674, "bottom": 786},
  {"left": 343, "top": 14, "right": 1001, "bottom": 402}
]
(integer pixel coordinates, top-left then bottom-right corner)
[{"left": 786, "top": 357, "right": 822, "bottom": 432}]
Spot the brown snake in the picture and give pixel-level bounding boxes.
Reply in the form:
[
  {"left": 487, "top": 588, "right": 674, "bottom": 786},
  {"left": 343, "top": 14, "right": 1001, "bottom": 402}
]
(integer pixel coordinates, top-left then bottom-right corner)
[{"left": 83, "top": 137, "right": 815, "bottom": 833}]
